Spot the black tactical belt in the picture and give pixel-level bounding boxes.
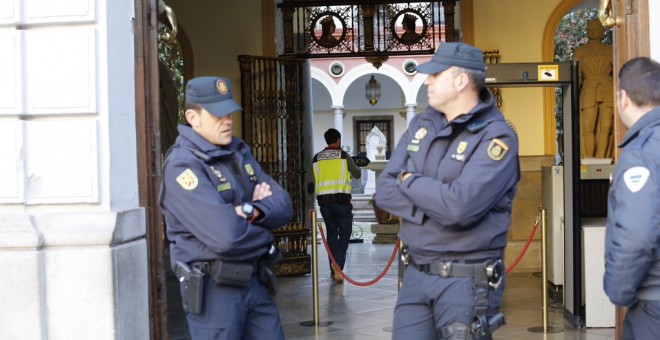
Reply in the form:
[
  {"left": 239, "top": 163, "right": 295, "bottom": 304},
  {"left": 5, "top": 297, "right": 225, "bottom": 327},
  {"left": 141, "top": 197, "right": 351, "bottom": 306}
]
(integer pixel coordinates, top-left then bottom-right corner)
[
  {"left": 412, "top": 260, "right": 486, "bottom": 278},
  {"left": 192, "top": 259, "right": 257, "bottom": 275}
]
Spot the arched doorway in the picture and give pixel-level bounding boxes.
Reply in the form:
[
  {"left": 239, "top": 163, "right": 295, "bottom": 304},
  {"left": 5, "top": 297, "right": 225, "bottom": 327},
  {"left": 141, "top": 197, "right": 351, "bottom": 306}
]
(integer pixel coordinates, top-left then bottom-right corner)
[{"left": 541, "top": 0, "right": 650, "bottom": 336}]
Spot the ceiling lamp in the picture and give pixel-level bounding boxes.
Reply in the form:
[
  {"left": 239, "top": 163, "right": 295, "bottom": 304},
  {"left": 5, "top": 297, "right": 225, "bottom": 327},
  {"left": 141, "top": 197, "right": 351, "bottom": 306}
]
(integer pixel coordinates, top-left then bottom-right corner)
[{"left": 365, "top": 75, "right": 381, "bottom": 106}]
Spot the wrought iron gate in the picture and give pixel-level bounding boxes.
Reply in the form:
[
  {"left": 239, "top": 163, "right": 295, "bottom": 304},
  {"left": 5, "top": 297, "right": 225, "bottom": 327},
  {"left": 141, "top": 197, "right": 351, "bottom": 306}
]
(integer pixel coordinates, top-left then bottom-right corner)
[{"left": 238, "top": 55, "right": 310, "bottom": 276}]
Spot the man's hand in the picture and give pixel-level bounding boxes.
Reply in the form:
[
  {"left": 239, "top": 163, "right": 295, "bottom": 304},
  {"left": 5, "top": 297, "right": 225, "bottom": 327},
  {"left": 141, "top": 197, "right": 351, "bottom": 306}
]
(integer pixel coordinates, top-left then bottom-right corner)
[
  {"left": 252, "top": 182, "right": 272, "bottom": 201},
  {"left": 397, "top": 158, "right": 416, "bottom": 184}
]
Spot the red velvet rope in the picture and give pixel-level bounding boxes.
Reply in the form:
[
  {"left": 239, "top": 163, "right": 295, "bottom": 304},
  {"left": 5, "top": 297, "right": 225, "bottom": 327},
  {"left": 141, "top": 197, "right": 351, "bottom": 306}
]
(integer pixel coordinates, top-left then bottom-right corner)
[
  {"left": 318, "top": 225, "right": 399, "bottom": 286},
  {"left": 505, "top": 216, "right": 539, "bottom": 274},
  {"left": 317, "top": 213, "right": 538, "bottom": 283}
]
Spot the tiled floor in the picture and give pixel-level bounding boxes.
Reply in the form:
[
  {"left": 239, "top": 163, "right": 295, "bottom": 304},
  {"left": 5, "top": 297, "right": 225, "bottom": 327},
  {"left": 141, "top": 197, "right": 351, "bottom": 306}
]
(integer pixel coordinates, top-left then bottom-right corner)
[
  {"left": 276, "top": 241, "right": 616, "bottom": 340},
  {"left": 168, "top": 237, "right": 617, "bottom": 339}
]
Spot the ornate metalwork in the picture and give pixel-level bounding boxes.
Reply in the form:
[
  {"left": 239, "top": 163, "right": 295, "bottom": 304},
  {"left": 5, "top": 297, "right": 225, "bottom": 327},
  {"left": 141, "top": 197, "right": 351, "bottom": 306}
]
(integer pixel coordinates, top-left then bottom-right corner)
[
  {"left": 308, "top": 7, "right": 352, "bottom": 52},
  {"left": 386, "top": 3, "right": 433, "bottom": 51},
  {"left": 238, "top": 55, "right": 311, "bottom": 276},
  {"left": 278, "top": 1, "right": 452, "bottom": 62}
]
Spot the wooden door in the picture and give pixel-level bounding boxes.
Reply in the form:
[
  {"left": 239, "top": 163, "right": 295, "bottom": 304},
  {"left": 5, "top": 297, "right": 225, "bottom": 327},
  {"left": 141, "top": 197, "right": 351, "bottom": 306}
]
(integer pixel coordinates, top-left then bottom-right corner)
[
  {"left": 133, "top": 0, "right": 166, "bottom": 339},
  {"left": 607, "top": 1, "right": 649, "bottom": 339},
  {"left": 610, "top": 0, "right": 649, "bottom": 158}
]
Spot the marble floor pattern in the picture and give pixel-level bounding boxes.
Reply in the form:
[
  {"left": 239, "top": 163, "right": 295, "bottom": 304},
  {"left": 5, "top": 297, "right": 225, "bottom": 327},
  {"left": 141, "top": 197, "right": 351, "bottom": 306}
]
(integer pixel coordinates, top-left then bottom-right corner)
[{"left": 168, "top": 240, "right": 616, "bottom": 339}]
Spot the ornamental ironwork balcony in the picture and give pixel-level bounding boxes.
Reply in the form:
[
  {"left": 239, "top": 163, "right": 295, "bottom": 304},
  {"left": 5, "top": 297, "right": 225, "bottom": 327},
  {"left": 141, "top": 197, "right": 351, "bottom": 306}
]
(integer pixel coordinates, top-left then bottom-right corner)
[{"left": 277, "top": 1, "right": 458, "bottom": 67}]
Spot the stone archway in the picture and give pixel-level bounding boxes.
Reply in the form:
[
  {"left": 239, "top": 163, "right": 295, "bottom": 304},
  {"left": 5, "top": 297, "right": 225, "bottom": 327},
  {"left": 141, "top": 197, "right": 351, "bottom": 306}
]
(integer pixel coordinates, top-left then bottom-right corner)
[{"left": 541, "top": 0, "right": 585, "bottom": 156}]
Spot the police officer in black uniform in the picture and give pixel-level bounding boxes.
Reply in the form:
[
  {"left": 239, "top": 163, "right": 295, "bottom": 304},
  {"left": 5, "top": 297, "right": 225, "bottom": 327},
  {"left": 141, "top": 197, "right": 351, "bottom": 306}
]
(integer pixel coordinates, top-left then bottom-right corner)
[
  {"left": 604, "top": 57, "right": 660, "bottom": 339},
  {"left": 159, "top": 76, "right": 292, "bottom": 339},
  {"left": 376, "top": 43, "right": 520, "bottom": 339}
]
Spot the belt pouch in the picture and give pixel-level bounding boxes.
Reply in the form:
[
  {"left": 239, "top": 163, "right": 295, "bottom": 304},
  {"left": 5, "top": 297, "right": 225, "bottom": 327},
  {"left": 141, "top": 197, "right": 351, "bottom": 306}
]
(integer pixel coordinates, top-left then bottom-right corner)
[{"left": 211, "top": 260, "right": 253, "bottom": 287}]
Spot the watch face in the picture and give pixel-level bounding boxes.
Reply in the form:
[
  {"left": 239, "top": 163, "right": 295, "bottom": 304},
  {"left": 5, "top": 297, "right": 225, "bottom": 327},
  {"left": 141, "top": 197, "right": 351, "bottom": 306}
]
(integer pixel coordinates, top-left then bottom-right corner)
[{"left": 242, "top": 203, "right": 254, "bottom": 215}]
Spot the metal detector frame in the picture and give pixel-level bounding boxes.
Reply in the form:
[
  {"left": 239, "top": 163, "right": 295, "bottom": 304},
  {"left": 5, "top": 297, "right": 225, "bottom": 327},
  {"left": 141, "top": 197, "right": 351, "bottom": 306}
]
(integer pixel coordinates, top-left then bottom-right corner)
[{"left": 484, "top": 61, "right": 585, "bottom": 328}]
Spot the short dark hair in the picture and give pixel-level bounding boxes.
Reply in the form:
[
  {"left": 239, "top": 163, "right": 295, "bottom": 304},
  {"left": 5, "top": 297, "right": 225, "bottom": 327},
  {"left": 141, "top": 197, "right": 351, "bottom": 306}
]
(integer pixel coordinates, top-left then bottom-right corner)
[
  {"left": 618, "top": 57, "right": 660, "bottom": 107},
  {"left": 184, "top": 102, "right": 203, "bottom": 112},
  {"left": 182, "top": 102, "right": 203, "bottom": 126},
  {"left": 324, "top": 128, "right": 341, "bottom": 145},
  {"left": 452, "top": 66, "right": 486, "bottom": 92}
]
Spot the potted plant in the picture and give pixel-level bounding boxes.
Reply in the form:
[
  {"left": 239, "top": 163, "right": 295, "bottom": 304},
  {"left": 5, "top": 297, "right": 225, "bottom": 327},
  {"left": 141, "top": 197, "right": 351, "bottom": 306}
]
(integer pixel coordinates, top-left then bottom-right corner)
[{"left": 369, "top": 193, "right": 397, "bottom": 224}]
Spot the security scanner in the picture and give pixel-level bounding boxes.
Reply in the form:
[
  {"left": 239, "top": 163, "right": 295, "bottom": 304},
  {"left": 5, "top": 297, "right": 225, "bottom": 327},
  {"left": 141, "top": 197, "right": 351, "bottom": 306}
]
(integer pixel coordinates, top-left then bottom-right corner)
[
  {"left": 579, "top": 162, "right": 615, "bottom": 327},
  {"left": 486, "top": 62, "right": 610, "bottom": 328}
]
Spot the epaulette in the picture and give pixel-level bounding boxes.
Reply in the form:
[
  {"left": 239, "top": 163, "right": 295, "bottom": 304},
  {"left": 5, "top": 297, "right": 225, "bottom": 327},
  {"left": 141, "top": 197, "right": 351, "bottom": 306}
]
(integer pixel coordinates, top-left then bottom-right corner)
[
  {"left": 163, "top": 144, "right": 178, "bottom": 161},
  {"left": 188, "top": 148, "right": 211, "bottom": 162},
  {"left": 506, "top": 119, "right": 518, "bottom": 136},
  {"left": 466, "top": 119, "right": 488, "bottom": 133}
]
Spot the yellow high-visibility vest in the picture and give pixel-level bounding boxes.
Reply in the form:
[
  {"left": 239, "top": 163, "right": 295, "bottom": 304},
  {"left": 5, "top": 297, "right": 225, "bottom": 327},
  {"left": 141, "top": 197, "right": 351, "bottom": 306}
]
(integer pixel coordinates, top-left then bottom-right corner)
[{"left": 313, "top": 149, "right": 352, "bottom": 196}]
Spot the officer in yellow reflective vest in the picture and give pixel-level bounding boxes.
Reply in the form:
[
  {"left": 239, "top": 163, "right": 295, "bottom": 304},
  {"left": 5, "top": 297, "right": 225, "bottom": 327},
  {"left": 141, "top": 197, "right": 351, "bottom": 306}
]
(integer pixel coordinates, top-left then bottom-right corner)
[{"left": 313, "top": 128, "right": 362, "bottom": 282}]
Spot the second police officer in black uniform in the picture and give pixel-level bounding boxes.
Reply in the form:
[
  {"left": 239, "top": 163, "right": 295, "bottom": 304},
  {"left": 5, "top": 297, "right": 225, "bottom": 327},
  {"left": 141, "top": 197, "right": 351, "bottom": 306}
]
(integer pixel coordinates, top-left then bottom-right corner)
[
  {"left": 604, "top": 57, "right": 660, "bottom": 339},
  {"left": 376, "top": 42, "right": 520, "bottom": 339},
  {"left": 159, "top": 76, "right": 292, "bottom": 339}
]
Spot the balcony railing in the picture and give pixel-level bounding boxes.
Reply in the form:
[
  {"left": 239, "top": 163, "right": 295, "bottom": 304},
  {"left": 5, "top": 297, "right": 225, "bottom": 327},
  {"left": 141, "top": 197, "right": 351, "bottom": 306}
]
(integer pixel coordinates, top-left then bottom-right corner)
[{"left": 277, "top": 1, "right": 458, "bottom": 64}]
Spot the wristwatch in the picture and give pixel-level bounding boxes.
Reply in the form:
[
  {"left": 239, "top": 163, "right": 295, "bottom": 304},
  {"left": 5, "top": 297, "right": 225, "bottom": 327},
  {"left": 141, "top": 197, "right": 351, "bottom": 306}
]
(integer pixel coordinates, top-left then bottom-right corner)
[{"left": 242, "top": 203, "right": 256, "bottom": 223}]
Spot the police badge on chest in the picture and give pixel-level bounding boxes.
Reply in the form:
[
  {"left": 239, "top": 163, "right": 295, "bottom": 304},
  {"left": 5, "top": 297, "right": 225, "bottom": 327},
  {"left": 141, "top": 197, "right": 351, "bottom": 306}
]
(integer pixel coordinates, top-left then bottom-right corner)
[{"left": 451, "top": 141, "right": 468, "bottom": 162}]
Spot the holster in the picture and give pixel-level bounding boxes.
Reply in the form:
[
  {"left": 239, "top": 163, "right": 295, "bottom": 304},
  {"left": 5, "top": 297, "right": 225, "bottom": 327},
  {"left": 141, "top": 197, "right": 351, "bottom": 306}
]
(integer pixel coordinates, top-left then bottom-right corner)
[
  {"left": 174, "top": 261, "right": 205, "bottom": 315},
  {"left": 195, "top": 245, "right": 281, "bottom": 294},
  {"left": 258, "top": 263, "right": 279, "bottom": 296},
  {"left": 257, "top": 244, "right": 281, "bottom": 296}
]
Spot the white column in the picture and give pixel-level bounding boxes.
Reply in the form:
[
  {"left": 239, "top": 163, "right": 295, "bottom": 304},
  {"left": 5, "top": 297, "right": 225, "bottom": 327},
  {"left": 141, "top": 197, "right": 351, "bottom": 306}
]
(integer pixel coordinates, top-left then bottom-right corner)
[
  {"left": 0, "top": 1, "right": 149, "bottom": 339},
  {"left": 651, "top": 1, "right": 660, "bottom": 60},
  {"left": 406, "top": 103, "right": 417, "bottom": 126},
  {"left": 333, "top": 106, "right": 344, "bottom": 136}
]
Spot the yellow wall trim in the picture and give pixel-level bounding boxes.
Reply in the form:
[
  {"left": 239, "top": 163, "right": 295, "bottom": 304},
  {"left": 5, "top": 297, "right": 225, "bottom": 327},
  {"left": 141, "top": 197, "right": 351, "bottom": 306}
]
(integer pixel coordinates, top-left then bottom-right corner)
[{"left": 460, "top": 0, "right": 474, "bottom": 45}]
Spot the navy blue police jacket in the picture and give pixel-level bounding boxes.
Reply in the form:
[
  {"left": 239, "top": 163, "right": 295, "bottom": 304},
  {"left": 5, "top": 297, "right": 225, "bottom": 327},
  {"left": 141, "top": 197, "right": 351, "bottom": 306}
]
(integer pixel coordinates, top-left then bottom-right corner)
[
  {"left": 604, "top": 106, "right": 660, "bottom": 307},
  {"left": 376, "top": 89, "right": 520, "bottom": 264},
  {"left": 159, "top": 125, "right": 293, "bottom": 266}
]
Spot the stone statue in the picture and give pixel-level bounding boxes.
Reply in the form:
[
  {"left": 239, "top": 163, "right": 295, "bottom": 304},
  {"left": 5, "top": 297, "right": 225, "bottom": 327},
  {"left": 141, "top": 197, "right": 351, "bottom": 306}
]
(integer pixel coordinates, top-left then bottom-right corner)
[
  {"left": 573, "top": 19, "right": 614, "bottom": 159},
  {"left": 366, "top": 126, "right": 387, "bottom": 161}
]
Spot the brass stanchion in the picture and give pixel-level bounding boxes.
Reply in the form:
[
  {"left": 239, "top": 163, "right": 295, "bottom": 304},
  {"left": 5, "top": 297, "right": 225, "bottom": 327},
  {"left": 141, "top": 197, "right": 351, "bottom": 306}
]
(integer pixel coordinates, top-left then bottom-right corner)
[
  {"left": 398, "top": 239, "right": 404, "bottom": 291},
  {"left": 300, "top": 209, "right": 332, "bottom": 327},
  {"left": 529, "top": 207, "right": 563, "bottom": 333}
]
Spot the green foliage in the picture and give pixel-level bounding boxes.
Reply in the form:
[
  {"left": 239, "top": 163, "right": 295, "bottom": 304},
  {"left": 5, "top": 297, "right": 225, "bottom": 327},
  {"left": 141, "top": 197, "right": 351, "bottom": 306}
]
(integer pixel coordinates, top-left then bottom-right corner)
[
  {"left": 158, "top": 27, "right": 185, "bottom": 124},
  {"left": 368, "top": 193, "right": 375, "bottom": 206},
  {"left": 554, "top": 9, "right": 612, "bottom": 62}
]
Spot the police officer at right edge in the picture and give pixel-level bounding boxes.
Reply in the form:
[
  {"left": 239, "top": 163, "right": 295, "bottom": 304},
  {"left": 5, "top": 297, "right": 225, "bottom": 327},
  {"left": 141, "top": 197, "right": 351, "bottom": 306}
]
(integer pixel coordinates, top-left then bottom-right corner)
[
  {"left": 376, "top": 42, "right": 520, "bottom": 339},
  {"left": 604, "top": 57, "right": 660, "bottom": 339}
]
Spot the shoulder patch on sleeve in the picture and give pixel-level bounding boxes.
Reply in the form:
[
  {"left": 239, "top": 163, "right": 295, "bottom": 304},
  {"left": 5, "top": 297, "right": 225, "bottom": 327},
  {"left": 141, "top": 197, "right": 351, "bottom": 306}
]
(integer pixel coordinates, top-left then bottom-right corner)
[
  {"left": 176, "top": 169, "right": 199, "bottom": 190},
  {"left": 623, "top": 166, "right": 650, "bottom": 193},
  {"left": 487, "top": 138, "right": 509, "bottom": 161}
]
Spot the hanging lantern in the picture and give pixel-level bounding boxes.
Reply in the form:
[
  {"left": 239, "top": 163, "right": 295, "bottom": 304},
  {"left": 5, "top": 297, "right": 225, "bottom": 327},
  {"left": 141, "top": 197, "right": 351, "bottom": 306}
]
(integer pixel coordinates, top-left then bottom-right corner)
[{"left": 365, "top": 75, "right": 381, "bottom": 106}]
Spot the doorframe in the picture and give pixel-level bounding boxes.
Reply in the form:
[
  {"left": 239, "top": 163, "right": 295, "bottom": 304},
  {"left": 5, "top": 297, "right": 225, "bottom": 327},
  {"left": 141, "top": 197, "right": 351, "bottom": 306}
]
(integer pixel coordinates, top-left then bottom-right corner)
[
  {"left": 542, "top": 1, "right": 649, "bottom": 338},
  {"left": 134, "top": 0, "right": 168, "bottom": 339},
  {"left": 610, "top": 0, "right": 649, "bottom": 159},
  {"left": 609, "top": 2, "right": 649, "bottom": 337}
]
